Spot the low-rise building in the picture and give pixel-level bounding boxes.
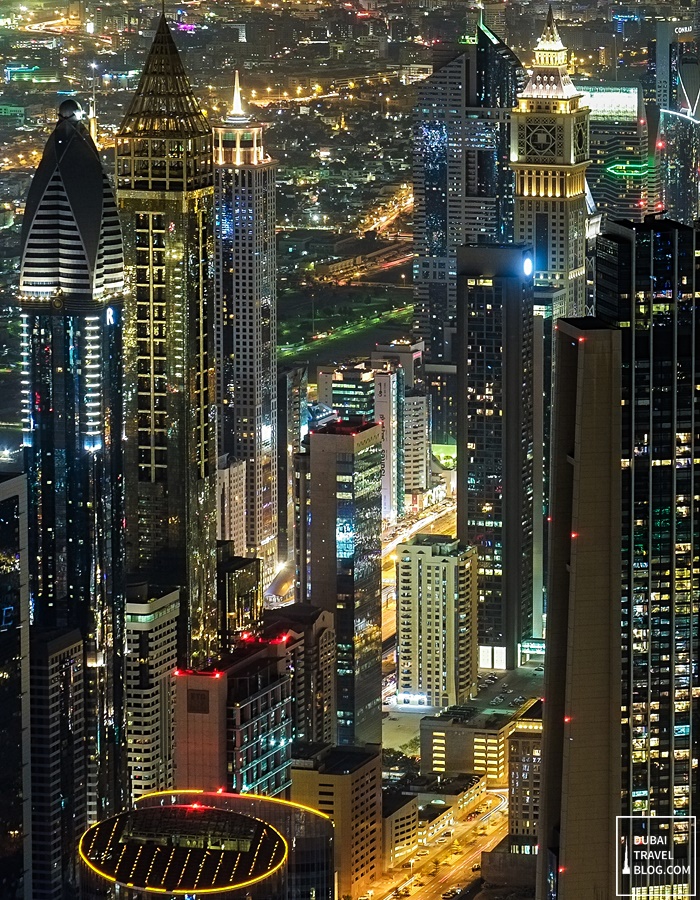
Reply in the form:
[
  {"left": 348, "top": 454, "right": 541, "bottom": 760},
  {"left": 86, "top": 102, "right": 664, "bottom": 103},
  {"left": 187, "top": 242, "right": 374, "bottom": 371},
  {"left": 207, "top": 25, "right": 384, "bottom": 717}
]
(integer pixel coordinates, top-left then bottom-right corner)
[
  {"left": 382, "top": 793, "right": 419, "bottom": 870},
  {"left": 291, "top": 743, "right": 382, "bottom": 899}
]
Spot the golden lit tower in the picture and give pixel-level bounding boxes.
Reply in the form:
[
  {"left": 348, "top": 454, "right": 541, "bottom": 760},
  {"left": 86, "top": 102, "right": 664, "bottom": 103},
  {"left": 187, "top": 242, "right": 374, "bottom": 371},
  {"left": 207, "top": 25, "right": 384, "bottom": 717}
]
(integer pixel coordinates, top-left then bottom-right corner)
[
  {"left": 511, "top": 6, "right": 590, "bottom": 318},
  {"left": 214, "top": 71, "right": 278, "bottom": 582},
  {"left": 116, "top": 17, "right": 218, "bottom": 667}
]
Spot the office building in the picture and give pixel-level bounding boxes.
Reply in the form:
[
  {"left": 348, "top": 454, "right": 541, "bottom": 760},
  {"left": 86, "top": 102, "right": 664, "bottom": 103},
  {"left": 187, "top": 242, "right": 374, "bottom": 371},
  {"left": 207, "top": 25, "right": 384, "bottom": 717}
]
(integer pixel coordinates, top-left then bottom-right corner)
[
  {"left": 78, "top": 791, "right": 335, "bottom": 900},
  {"left": 456, "top": 245, "right": 535, "bottom": 669},
  {"left": 511, "top": 8, "right": 590, "bottom": 319},
  {"left": 317, "top": 365, "right": 375, "bottom": 420},
  {"left": 508, "top": 700, "right": 542, "bottom": 853},
  {"left": 20, "top": 98, "right": 125, "bottom": 824},
  {"left": 116, "top": 16, "right": 218, "bottom": 667},
  {"left": 648, "top": 19, "right": 696, "bottom": 110},
  {"left": 217, "top": 455, "right": 246, "bottom": 555},
  {"left": 217, "top": 548, "right": 263, "bottom": 648},
  {"left": 263, "top": 603, "right": 336, "bottom": 744},
  {"left": 174, "top": 639, "right": 292, "bottom": 796},
  {"left": 277, "top": 365, "right": 308, "bottom": 562},
  {"left": 125, "top": 581, "right": 179, "bottom": 802},
  {"left": 300, "top": 420, "right": 383, "bottom": 745},
  {"left": 536, "top": 317, "right": 621, "bottom": 896},
  {"left": 30, "top": 629, "right": 85, "bottom": 900},
  {"left": 559, "top": 217, "right": 700, "bottom": 897},
  {"left": 581, "top": 82, "right": 650, "bottom": 223},
  {"left": 0, "top": 475, "right": 30, "bottom": 898},
  {"left": 396, "top": 535, "right": 478, "bottom": 708},
  {"left": 214, "top": 72, "right": 278, "bottom": 581},
  {"left": 413, "top": 24, "right": 523, "bottom": 442},
  {"left": 291, "top": 744, "right": 382, "bottom": 900}
]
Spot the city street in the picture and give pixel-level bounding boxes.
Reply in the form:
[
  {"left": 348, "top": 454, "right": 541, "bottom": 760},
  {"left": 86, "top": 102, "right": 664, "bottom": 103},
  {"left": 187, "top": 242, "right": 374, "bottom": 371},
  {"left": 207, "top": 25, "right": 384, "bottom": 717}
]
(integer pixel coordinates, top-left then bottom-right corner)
[{"left": 367, "top": 791, "right": 509, "bottom": 900}]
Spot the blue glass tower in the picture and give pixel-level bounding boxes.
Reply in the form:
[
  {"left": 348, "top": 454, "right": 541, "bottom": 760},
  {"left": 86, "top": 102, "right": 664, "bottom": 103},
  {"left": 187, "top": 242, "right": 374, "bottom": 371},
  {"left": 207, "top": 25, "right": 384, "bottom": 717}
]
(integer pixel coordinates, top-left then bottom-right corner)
[{"left": 19, "top": 99, "right": 125, "bottom": 823}]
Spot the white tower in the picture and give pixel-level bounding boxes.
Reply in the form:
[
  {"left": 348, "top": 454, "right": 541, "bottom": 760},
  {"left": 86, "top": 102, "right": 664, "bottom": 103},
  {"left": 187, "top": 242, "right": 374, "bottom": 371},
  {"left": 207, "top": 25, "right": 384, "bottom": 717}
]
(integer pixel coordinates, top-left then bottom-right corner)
[
  {"left": 511, "top": 7, "right": 590, "bottom": 318},
  {"left": 214, "top": 72, "right": 278, "bottom": 582}
]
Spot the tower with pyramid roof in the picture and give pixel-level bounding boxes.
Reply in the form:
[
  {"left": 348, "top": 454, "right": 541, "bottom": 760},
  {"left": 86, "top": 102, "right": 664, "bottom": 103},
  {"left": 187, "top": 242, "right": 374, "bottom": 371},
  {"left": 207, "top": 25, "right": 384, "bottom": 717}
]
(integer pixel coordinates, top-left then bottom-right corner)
[
  {"left": 511, "top": 6, "right": 590, "bottom": 319},
  {"left": 116, "top": 16, "right": 218, "bottom": 668},
  {"left": 213, "top": 72, "right": 278, "bottom": 586}
]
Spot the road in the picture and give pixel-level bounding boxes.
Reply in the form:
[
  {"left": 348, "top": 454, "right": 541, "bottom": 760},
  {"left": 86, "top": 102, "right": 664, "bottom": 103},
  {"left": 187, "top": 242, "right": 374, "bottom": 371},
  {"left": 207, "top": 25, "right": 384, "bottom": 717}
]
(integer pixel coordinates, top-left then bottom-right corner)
[
  {"left": 369, "top": 791, "right": 509, "bottom": 900},
  {"left": 381, "top": 502, "right": 457, "bottom": 643}
]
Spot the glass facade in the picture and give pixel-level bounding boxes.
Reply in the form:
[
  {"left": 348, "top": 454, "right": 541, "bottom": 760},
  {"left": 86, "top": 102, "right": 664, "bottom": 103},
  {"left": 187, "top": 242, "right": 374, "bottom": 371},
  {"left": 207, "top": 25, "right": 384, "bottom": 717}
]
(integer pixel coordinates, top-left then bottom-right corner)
[
  {"left": 116, "top": 17, "right": 218, "bottom": 668},
  {"left": 597, "top": 218, "right": 700, "bottom": 888}
]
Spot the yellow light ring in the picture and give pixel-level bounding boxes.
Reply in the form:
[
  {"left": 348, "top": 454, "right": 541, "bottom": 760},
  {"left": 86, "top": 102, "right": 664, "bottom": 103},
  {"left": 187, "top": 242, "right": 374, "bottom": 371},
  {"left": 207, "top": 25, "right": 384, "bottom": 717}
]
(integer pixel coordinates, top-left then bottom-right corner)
[{"left": 78, "top": 811, "right": 289, "bottom": 896}]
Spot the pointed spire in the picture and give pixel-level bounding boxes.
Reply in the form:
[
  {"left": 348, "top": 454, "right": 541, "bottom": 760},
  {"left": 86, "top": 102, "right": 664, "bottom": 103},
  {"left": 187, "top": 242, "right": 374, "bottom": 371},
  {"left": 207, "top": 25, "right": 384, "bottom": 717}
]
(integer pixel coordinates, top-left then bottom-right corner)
[
  {"left": 118, "top": 15, "right": 210, "bottom": 137},
  {"left": 536, "top": 5, "right": 565, "bottom": 52},
  {"left": 232, "top": 70, "right": 244, "bottom": 117}
]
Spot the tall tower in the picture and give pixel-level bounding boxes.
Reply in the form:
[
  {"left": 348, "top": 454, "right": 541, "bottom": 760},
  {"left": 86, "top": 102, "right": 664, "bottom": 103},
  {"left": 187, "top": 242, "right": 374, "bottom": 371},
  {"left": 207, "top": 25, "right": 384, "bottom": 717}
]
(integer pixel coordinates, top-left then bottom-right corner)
[
  {"left": 511, "top": 7, "right": 590, "bottom": 319},
  {"left": 116, "top": 18, "right": 218, "bottom": 667},
  {"left": 19, "top": 98, "right": 125, "bottom": 823},
  {"left": 214, "top": 72, "right": 278, "bottom": 582},
  {"left": 412, "top": 22, "right": 523, "bottom": 442}
]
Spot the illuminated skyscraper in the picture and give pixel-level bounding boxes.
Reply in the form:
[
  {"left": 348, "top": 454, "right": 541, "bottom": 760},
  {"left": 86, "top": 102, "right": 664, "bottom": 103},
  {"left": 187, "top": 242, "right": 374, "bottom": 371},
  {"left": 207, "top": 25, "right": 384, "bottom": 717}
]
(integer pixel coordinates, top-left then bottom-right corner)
[
  {"left": 298, "top": 421, "right": 383, "bottom": 745},
  {"left": 214, "top": 72, "right": 278, "bottom": 582},
  {"left": 511, "top": 8, "right": 590, "bottom": 319},
  {"left": 19, "top": 98, "right": 125, "bottom": 823},
  {"left": 116, "top": 17, "right": 218, "bottom": 667},
  {"left": 412, "top": 22, "right": 523, "bottom": 442}
]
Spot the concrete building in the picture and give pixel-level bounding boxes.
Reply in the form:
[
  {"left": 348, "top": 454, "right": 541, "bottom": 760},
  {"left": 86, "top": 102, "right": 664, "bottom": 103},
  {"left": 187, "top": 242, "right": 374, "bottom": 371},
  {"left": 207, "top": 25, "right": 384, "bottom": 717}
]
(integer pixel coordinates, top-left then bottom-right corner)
[
  {"left": 317, "top": 365, "right": 375, "bottom": 420},
  {"left": 299, "top": 420, "right": 383, "bottom": 746},
  {"left": 125, "top": 581, "right": 179, "bottom": 802},
  {"left": 536, "top": 318, "right": 621, "bottom": 898},
  {"left": 371, "top": 337, "right": 424, "bottom": 388},
  {"left": 277, "top": 365, "right": 308, "bottom": 563},
  {"left": 420, "top": 701, "right": 541, "bottom": 784},
  {"left": 262, "top": 603, "right": 336, "bottom": 744},
  {"left": 174, "top": 640, "right": 292, "bottom": 796},
  {"left": 291, "top": 744, "right": 382, "bottom": 899},
  {"left": 508, "top": 700, "right": 542, "bottom": 853},
  {"left": 374, "top": 366, "right": 404, "bottom": 525},
  {"left": 216, "top": 455, "right": 246, "bottom": 555},
  {"left": 456, "top": 245, "right": 536, "bottom": 668},
  {"left": 382, "top": 793, "right": 419, "bottom": 870},
  {"left": 396, "top": 535, "right": 478, "bottom": 708}
]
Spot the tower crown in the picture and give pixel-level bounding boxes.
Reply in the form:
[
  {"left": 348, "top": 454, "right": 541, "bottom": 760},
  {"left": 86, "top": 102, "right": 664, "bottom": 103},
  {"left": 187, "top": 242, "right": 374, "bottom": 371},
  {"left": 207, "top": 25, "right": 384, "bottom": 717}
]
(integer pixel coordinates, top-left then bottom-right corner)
[
  {"left": 519, "top": 6, "right": 579, "bottom": 102},
  {"left": 20, "top": 101, "right": 123, "bottom": 307},
  {"left": 118, "top": 16, "right": 209, "bottom": 137},
  {"left": 534, "top": 6, "right": 567, "bottom": 68}
]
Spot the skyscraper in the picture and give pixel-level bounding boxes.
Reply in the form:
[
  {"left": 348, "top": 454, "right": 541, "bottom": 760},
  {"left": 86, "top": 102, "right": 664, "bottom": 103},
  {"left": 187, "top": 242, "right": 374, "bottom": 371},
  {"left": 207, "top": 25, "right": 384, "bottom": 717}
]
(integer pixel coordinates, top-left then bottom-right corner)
[
  {"left": 537, "top": 318, "right": 621, "bottom": 897},
  {"left": 412, "top": 22, "right": 523, "bottom": 442},
  {"left": 116, "top": 18, "right": 218, "bottom": 667},
  {"left": 214, "top": 72, "right": 278, "bottom": 582},
  {"left": 511, "top": 8, "right": 590, "bottom": 319},
  {"left": 396, "top": 534, "right": 478, "bottom": 707},
  {"left": 20, "top": 98, "right": 125, "bottom": 822},
  {"left": 300, "top": 421, "right": 383, "bottom": 745},
  {"left": 594, "top": 216, "right": 699, "bottom": 893},
  {"left": 456, "top": 245, "right": 535, "bottom": 669}
]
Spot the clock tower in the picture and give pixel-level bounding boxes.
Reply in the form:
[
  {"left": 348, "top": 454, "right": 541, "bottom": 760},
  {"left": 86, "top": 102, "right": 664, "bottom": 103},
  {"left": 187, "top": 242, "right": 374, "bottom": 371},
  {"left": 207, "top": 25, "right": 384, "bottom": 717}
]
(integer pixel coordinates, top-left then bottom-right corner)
[{"left": 511, "top": 7, "right": 590, "bottom": 318}]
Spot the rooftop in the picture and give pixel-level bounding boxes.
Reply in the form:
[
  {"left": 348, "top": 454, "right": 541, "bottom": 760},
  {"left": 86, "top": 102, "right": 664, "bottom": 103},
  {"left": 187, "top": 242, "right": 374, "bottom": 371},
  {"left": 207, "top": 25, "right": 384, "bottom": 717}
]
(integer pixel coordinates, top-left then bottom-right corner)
[{"left": 79, "top": 804, "right": 287, "bottom": 894}]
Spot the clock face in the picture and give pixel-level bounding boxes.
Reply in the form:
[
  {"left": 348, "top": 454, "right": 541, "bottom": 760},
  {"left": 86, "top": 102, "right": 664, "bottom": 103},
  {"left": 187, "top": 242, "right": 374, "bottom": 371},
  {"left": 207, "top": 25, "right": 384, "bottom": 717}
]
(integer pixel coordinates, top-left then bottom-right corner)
[
  {"left": 574, "top": 121, "right": 587, "bottom": 157},
  {"left": 525, "top": 122, "right": 557, "bottom": 156}
]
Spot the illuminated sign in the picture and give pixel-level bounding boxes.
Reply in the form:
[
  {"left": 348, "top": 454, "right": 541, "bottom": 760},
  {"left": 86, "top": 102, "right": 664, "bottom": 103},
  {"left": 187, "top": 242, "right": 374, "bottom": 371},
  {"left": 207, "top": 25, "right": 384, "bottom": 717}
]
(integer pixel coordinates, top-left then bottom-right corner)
[
  {"left": 523, "top": 256, "right": 533, "bottom": 277},
  {"left": 675, "top": 25, "right": 693, "bottom": 34},
  {"left": 106, "top": 307, "right": 115, "bottom": 326}
]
